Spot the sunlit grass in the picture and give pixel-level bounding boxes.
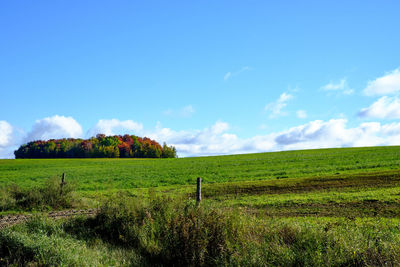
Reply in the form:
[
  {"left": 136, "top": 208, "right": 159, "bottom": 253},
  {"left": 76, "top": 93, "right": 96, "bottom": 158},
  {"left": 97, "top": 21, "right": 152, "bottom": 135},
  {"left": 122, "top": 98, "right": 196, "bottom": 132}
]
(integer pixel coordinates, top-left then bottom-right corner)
[{"left": 1, "top": 146, "right": 400, "bottom": 193}]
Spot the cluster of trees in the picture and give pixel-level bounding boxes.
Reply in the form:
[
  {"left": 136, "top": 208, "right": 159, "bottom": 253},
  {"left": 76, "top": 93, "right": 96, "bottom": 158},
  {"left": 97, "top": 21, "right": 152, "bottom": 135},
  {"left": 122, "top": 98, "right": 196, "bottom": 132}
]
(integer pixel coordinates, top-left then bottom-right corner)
[{"left": 14, "top": 134, "right": 177, "bottom": 159}]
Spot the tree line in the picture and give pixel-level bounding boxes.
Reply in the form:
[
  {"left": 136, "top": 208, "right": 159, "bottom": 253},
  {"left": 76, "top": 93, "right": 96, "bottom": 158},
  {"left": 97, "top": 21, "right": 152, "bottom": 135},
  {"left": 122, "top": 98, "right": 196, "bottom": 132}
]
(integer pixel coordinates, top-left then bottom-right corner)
[{"left": 14, "top": 134, "right": 177, "bottom": 159}]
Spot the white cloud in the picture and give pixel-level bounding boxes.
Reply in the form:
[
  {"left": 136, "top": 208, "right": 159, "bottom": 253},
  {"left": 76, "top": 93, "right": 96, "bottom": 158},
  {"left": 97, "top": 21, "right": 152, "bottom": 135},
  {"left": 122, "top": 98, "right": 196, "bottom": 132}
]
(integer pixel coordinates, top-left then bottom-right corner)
[
  {"left": 224, "top": 66, "right": 250, "bottom": 81},
  {"left": 88, "top": 119, "right": 143, "bottom": 137},
  {"left": 321, "top": 78, "right": 354, "bottom": 95},
  {"left": 0, "top": 121, "right": 12, "bottom": 147},
  {"left": 4, "top": 116, "right": 400, "bottom": 158},
  {"left": 26, "top": 115, "right": 83, "bottom": 142},
  {"left": 211, "top": 121, "right": 229, "bottom": 134},
  {"left": 322, "top": 79, "right": 346, "bottom": 90},
  {"left": 358, "top": 96, "right": 400, "bottom": 119},
  {"left": 275, "top": 119, "right": 357, "bottom": 149},
  {"left": 380, "top": 122, "right": 400, "bottom": 135},
  {"left": 0, "top": 121, "right": 14, "bottom": 158},
  {"left": 265, "top": 92, "right": 293, "bottom": 118},
  {"left": 146, "top": 121, "right": 249, "bottom": 156},
  {"left": 363, "top": 69, "right": 400, "bottom": 96},
  {"left": 146, "top": 118, "right": 400, "bottom": 157},
  {"left": 271, "top": 119, "right": 398, "bottom": 150},
  {"left": 296, "top": 110, "right": 307, "bottom": 119}
]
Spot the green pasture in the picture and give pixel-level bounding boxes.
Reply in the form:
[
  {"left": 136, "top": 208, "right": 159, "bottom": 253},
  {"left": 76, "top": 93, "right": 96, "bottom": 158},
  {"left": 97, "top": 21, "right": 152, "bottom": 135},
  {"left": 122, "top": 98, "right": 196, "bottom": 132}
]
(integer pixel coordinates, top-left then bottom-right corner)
[
  {"left": 1, "top": 146, "right": 400, "bottom": 193},
  {"left": 1, "top": 145, "right": 400, "bottom": 219}
]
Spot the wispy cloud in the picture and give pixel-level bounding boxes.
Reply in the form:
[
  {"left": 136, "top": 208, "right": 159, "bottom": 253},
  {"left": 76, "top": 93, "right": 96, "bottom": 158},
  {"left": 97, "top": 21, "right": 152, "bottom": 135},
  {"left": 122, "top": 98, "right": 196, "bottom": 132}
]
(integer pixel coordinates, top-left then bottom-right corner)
[
  {"left": 321, "top": 78, "right": 354, "bottom": 95},
  {"left": 163, "top": 105, "right": 195, "bottom": 118},
  {"left": 296, "top": 110, "right": 307, "bottom": 119},
  {"left": 163, "top": 109, "right": 173, "bottom": 116},
  {"left": 181, "top": 105, "right": 195, "bottom": 117},
  {"left": 223, "top": 72, "right": 232, "bottom": 81},
  {"left": 264, "top": 92, "right": 293, "bottom": 118},
  {"left": 363, "top": 68, "right": 400, "bottom": 96},
  {"left": 224, "top": 66, "right": 251, "bottom": 81}
]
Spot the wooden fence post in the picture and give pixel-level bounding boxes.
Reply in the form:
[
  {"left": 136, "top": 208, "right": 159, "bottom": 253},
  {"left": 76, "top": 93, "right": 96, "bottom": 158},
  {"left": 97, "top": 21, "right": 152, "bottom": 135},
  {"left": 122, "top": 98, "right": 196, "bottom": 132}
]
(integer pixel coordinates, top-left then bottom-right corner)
[
  {"left": 60, "top": 173, "right": 66, "bottom": 196},
  {"left": 196, "top": 177, "right": 202, "bottom": 203}
]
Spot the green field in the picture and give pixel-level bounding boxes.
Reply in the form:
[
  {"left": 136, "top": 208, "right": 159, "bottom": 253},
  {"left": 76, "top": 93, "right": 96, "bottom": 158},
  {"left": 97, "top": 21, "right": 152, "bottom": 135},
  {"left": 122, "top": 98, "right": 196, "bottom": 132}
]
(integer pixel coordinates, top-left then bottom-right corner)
[
  {"left": 2, "top": 146, "right": 400, "bottom": 265},
  {"left": 0, "top": 146, "right": 400, "bottom": 218},
  {"left": 2, "top": 145, "right": 400, "bottom": 216},
  {"left": 2, "top": 146, "right": 400, "bottom": 192}
]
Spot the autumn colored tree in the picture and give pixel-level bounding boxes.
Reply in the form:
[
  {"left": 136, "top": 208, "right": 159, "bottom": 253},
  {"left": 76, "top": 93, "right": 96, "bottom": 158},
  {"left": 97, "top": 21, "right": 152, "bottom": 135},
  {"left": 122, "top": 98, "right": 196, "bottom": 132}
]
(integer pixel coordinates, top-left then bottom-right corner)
[{"left": 14, "top": 134, "right": 177, "bottom": 159}]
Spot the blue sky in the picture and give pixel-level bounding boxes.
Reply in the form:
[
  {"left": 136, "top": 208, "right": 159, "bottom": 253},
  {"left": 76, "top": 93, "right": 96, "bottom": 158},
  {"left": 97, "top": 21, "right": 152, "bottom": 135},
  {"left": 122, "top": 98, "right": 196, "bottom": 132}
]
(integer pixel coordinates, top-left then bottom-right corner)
[{"left": 1, "top": 1, "right": 400, "bottom": 157}]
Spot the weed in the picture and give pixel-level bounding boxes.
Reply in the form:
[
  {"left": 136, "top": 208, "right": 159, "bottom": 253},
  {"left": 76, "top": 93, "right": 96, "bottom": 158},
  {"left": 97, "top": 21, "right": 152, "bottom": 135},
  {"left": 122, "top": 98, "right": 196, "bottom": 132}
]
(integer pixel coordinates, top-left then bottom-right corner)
[{"left": 0, "top": 176, "right": 78, "bottom": 211}]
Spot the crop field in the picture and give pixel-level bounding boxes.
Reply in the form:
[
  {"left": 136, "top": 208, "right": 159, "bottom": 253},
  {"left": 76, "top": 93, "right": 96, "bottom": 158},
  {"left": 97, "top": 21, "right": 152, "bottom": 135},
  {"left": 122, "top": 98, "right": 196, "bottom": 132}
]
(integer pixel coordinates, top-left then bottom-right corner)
[{"left": 1, "top": 146, "right": 400, "bottom": 265}]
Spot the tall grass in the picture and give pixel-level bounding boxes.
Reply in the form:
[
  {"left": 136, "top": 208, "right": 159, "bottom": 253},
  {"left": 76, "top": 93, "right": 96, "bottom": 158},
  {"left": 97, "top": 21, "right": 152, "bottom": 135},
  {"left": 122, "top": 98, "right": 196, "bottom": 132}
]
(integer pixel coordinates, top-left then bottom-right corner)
[
  {"left": 1, "top": 194, "right": 400, "bottom": 265},
  {"left": 66, "top": 194, "right": 253, "bottom": 266},
  {"left": 0, "top": 177, "right": 78, "bottom": 211},
  {"left": 0, "top": 216, "right": 145, "bottom": 266},
  {"left": 64, "top": 195, "right": 400, "bottom": 266}
]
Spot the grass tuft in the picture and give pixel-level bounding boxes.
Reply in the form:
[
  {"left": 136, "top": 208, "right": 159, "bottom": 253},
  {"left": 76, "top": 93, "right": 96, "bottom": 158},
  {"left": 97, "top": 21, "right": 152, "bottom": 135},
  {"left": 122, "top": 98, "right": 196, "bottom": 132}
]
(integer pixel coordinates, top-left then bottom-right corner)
[{"left": 0, "top": 176, "right": 79, "bottom": 211}]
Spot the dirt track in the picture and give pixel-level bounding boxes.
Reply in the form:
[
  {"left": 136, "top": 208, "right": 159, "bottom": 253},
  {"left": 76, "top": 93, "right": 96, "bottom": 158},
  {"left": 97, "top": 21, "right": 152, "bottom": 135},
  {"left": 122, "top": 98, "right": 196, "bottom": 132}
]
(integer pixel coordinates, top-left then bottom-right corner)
[{"left": 0, "top": 209, "right": 98, "bottom": 229}]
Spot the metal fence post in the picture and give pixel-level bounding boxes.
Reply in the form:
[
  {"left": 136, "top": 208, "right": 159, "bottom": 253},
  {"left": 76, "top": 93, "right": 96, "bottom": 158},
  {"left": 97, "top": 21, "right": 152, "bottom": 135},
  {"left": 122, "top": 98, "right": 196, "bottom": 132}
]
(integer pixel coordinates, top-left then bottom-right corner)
[{"left": 196, "top": 177, "right": 202, "bottom": 203}]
